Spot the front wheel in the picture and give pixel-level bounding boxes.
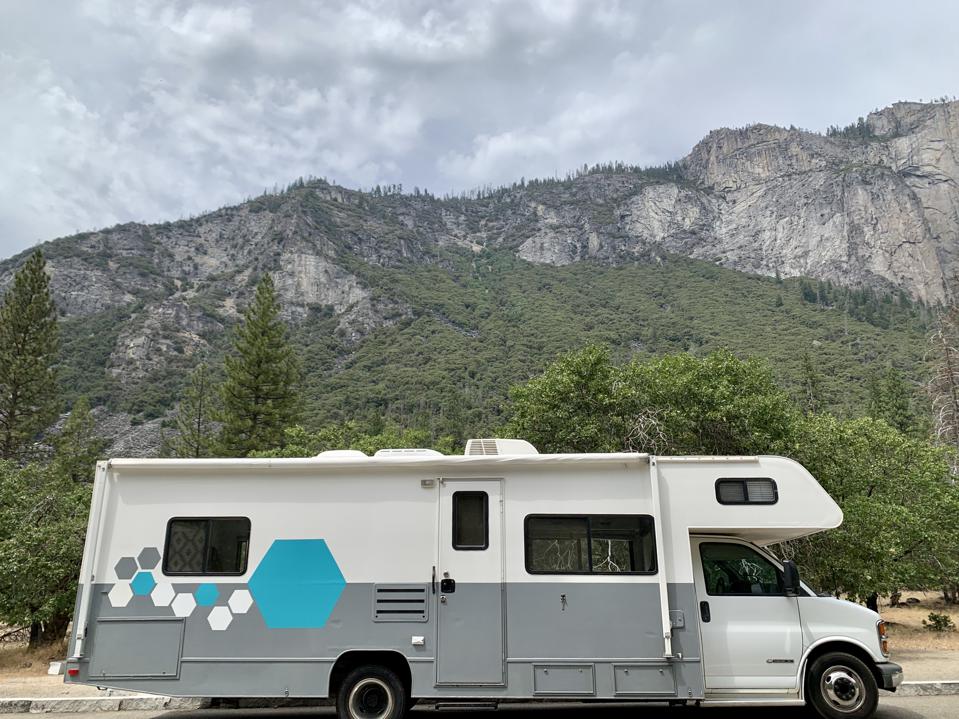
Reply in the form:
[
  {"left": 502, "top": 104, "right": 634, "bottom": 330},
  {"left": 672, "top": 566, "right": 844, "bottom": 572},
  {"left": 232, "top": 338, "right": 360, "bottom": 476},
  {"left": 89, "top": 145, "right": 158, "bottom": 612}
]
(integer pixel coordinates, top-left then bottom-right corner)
[
  {"left": 336, "top": 665, "right": 408, "bottom": 719},
  {"left": 807, "top": 652, "right": 879, "bottom": 719}
]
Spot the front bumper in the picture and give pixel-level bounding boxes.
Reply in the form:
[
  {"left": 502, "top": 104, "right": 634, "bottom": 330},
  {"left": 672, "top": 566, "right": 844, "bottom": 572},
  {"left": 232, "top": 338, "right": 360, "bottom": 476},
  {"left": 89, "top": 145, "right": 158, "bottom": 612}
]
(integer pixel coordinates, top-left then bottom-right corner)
[{"left": 876, "top": 661, "right": 903, "bottom": 691}]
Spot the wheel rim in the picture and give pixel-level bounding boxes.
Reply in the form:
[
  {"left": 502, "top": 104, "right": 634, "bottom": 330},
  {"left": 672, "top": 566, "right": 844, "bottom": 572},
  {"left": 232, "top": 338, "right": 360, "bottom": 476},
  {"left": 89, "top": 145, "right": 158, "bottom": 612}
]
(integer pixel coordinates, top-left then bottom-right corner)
[
  {"left": 820, "top": 664, "right": 866, "bottom": 713},
  {"left": 348, "top": 677, "right": 394, "bottom": 719}
]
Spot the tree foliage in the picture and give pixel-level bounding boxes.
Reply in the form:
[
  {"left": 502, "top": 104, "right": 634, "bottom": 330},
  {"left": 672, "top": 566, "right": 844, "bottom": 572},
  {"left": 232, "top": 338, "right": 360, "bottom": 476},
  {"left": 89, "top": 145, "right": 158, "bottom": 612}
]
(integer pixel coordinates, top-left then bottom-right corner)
[
  {"left": 219, "top": 276, "right": 301, "bottom": 456},
  {"left": 781, "top": 415, "right": 958, "bottom": 602},
  {"left": 0, "top": 251, "right": 60, "bottom": 460},
  {"left": 166, "top": 364, "right": 220, "bottom": 458},
  {"left": 505, "top": 346, "right": 795, "bottom": 455}
]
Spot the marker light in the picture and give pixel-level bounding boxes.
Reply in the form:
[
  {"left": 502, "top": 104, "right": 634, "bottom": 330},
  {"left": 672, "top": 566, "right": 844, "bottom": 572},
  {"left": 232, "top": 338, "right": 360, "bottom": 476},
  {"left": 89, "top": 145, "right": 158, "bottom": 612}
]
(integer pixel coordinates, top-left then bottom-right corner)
[{"left": 877, "top": 620, "right": 889, "bottom": 656}]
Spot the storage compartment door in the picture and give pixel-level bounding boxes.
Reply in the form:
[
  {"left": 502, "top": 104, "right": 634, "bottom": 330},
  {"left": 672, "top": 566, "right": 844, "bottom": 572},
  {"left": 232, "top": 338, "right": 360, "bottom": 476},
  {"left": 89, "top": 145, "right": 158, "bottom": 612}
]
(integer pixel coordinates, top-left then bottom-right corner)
[{"left": 88, "top": 619, "right": 183, "bottom": 679}]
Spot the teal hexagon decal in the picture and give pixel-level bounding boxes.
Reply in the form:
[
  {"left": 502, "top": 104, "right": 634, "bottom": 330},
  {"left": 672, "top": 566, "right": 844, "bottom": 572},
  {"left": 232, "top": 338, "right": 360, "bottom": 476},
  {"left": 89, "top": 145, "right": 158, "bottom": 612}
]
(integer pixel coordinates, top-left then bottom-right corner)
[
  {"left": 249, "top": 539, "right": 345, "bottom": 629},
  {"left": 131, "top": 571, "right": 156, "bottom": 596},
  {"left": 195, "top": 583, "right": 219, "bottom": 606}
]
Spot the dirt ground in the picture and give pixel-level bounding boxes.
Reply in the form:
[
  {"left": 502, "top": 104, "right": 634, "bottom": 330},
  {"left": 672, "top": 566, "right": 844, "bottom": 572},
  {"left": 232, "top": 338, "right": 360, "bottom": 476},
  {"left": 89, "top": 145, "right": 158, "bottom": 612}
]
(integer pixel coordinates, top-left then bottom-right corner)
[{"left": 1, "top": 595, "right": 958, "bottom": 697}]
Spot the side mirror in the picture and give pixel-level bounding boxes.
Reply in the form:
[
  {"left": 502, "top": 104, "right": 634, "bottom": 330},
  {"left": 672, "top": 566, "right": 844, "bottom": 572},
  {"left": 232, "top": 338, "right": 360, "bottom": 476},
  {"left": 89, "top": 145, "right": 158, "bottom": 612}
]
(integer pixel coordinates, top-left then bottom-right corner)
[{"left": 782, "top": 560, "right": 801, "bottom": 596}]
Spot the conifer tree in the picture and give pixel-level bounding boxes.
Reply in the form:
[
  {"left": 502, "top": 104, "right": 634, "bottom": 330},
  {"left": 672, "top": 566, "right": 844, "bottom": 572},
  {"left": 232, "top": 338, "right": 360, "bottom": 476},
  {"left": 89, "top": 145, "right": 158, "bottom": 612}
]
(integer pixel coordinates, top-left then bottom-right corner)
[
  {"left": 52, "top": 397, "right": 105, "bottom": 483},
  {"left": 219, "top": 276, "right": 300, "bottom": 456},
  {"left": 0, "top": 251, "right": 60, "bottom": 460},
  {"left": 168, "top": 364, "right": 219, "bottom": 458},
  {"left": 799, "top": 351, "right": 823, "bottom": 414},
  {"left": 868, "top": 366, "right": 918, "bottom": 434}
]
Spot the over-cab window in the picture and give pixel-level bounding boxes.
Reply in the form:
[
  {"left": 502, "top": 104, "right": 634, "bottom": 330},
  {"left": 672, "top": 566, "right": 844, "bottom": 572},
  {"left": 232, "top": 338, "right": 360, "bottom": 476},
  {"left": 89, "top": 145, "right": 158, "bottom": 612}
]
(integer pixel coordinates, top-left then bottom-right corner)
[
  {"left": 700, "top": 543, "right": 783, "bottom": 595},
  {"left": 715, "top": 478, "right": 778, "bottom": 505},
  {"left": 163, "top": 517, "right": 251, "bottom": 575},
  {"left": 452, "top": 491, "right": 489, "bottom": 550},
  {"left": 524, "top": 515, "right": 657, "bottom": 575}
]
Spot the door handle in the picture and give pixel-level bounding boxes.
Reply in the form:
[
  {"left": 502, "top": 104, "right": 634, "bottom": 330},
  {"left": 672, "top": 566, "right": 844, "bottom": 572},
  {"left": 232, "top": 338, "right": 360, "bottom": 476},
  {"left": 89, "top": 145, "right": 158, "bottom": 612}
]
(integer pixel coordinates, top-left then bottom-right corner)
[
  {"left": 700, "top": 601, "right": 711, "bottom": 623},
  {"left": 431, "top": 566, "right": 436, "bottom": 595},
  {"left": 440, "top": 577, "right": 456, "bottom": 593}
]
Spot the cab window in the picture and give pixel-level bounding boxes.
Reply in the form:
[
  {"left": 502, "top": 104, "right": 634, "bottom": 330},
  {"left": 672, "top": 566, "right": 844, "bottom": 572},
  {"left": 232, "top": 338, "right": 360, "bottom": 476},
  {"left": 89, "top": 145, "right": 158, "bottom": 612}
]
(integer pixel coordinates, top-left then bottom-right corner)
[{"left": 700, "top": 542, "right": 783, "bottom": 596}]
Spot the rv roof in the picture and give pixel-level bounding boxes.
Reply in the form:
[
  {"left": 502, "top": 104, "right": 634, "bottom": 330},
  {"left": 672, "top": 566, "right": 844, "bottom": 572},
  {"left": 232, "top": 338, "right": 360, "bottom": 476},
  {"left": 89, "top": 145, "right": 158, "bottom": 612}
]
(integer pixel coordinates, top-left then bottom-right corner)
[{"left": 105, "top": 451, "right": 653, "bottom": 472}]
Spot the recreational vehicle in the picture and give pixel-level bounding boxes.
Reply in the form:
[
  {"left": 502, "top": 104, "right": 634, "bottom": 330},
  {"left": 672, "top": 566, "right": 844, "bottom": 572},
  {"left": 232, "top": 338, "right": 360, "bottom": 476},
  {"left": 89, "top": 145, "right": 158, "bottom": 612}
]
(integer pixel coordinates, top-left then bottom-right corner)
[{"left": 65, "top": 439, "right": 902, "bottom": 719}]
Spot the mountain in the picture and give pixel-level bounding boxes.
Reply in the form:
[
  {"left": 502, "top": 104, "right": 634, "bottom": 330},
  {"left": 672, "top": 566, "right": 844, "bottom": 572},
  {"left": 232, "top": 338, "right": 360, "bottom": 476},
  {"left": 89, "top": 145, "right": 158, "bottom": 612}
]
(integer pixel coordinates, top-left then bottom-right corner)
[{"left": 3, "top": 100, "right": 953, "bottom": 455}]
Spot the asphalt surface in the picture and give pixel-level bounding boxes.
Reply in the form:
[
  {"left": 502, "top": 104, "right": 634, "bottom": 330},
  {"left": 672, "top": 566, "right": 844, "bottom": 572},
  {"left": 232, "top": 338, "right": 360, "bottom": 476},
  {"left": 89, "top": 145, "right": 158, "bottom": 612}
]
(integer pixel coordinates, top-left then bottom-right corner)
[{"left": 4, "top": 697, "right": 957, "bottom": 719}]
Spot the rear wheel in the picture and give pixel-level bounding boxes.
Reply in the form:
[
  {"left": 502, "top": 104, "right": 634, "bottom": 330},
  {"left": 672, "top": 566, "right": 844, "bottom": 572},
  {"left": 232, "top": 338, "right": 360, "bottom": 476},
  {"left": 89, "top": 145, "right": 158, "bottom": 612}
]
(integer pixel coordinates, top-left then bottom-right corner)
[
  {"left": 807, "top": 652, "right": 879, "bottom": 719},
  {"left": 336, "top": 664, "right": 408, "bottom": 719}
]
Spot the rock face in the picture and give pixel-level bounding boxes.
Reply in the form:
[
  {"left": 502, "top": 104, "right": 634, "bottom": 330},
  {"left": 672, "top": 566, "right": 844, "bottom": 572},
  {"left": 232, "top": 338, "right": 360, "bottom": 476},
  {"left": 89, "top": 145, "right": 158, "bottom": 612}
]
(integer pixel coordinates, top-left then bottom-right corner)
[{"left": 3, "top": 100, "right": 958, "bottom": 453}]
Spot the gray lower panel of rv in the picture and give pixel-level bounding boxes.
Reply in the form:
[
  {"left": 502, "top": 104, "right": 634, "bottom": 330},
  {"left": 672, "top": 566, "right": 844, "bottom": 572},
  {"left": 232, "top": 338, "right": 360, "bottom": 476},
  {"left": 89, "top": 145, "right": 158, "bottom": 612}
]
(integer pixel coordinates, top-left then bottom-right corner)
[{"left": 71, "top": 581, "right": 703, "bottom": 700}]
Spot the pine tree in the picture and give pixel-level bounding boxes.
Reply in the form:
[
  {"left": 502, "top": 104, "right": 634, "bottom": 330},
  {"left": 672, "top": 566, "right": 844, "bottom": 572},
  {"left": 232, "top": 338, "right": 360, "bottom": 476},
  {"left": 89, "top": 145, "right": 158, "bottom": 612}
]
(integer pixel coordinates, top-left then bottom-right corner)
[
  {"left": 0, "top": 251, "right": 60, "bottom": 460},
  {"left": 868, "top": 366, "right": 917, "bottom": 434},
  {"left": 51, "top": 396, "right": 105, "bottom": 483},
  {"left": 219, "top": 276, "right": 301, "bottom": 456},
  {"left": 168, "top": 364, "right": 219, "bottom": 458},
  {"left": 799, "top": 351, "right": 823, "bottom": 414},
  {"left": 929, "top": 307, "right": 959, "bottom": 471}
]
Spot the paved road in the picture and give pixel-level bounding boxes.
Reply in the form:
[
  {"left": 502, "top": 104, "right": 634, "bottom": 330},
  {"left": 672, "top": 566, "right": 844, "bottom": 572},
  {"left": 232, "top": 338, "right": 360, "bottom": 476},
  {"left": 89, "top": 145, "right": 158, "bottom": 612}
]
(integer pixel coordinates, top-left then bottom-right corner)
[{"left": 5, "top": 697, "right": 957, "bottom": 719}]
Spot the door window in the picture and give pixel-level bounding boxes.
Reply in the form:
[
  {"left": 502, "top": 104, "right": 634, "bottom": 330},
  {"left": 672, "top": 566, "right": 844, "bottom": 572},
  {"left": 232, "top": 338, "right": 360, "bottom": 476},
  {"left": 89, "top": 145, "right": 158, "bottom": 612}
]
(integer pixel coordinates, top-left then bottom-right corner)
[
  {"left": 700, "top": 542, "right": 783, "bottom": 595},
  {"left": 452, "top": 491, "right": 489, "bottom": 550}
]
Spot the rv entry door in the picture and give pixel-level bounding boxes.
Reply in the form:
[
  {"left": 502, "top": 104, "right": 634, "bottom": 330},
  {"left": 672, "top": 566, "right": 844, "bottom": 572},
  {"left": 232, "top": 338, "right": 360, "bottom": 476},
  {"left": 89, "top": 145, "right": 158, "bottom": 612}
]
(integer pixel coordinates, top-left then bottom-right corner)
[{"left": 435, "top": 479, "right": 505, "bottom": 685}]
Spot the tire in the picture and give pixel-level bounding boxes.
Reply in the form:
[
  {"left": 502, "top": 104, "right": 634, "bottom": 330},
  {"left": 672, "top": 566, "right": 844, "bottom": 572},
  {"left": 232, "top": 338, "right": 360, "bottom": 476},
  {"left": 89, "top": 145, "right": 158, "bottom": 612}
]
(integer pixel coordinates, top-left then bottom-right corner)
[
  {"left": 807, "top": 652, "right": 879, "bottom": 719},
  {"left": 336, "top": 664, "right": 409, "bottom": 719}
]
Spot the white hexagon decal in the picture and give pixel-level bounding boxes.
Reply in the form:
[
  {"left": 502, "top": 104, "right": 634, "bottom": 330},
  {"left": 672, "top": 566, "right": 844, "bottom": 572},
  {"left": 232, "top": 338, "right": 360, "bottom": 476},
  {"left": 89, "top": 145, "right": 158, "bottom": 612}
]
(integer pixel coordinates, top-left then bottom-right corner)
[
  {"left": 151, "top": 582, "right": 175, "bottom": 607},
  {"left": 228, "top": 589, "right": 253, "bottom": 614},
  {"left": 108, "top": 583, "right": 133, "bottom": 608},
  {"left": 207, "top": 606, "right": 233, "bottom": 631},
  {"left": 171, "top": 592, "right": 197, "bottom": 617}
]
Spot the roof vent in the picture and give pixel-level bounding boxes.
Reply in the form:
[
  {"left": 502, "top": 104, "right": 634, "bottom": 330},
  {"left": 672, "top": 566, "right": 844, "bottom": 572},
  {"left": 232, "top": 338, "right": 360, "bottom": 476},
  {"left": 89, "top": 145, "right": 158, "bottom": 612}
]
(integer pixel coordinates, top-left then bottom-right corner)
[
  {"left": 465, "top": 439, "right": 538, "bottom": 456},
  {"left": 316, "top": 449, "right": 368, "bottom": 459},
  {"left": 373, "top": 448, "right": 444, "bottom": 457}
]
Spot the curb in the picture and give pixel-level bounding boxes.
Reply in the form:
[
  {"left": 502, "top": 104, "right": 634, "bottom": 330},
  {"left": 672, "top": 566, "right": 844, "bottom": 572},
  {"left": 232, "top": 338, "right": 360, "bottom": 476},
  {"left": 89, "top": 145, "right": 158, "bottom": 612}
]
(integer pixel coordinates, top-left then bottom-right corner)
[
  {"left": 0, "top": 697, "right": 209, "bottom": 714},
  {"left": 1, "top": 682, "right": 957, "bottom": 713},
  {"left": 895, "top": 680, "right": 959, "bottom": 697}
]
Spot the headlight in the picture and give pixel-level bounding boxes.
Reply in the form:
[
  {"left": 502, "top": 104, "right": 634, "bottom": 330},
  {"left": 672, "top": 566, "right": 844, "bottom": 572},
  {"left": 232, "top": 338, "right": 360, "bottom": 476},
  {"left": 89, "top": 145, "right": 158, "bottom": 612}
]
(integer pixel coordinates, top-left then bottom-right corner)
[{"left": 877, "top": 619, "right": 889, "bottom": 657}]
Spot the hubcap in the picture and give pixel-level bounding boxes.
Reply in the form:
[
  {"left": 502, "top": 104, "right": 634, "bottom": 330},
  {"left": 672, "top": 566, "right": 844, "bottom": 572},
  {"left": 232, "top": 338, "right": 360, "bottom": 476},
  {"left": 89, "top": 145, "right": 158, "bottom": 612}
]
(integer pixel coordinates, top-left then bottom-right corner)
[
  {"left": 348, "top": 677, "right": 394, "bottom": 719},
  {"left": 821, "top": 665, "right": 865, "bottom": 713}
]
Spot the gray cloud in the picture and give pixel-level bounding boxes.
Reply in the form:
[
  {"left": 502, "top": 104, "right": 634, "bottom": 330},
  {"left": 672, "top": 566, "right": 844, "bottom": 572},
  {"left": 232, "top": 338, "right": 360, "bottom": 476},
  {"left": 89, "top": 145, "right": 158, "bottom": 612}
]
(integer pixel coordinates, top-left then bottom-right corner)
[{"left": 1, "top": 0, "right": 957, "bottom": 254}]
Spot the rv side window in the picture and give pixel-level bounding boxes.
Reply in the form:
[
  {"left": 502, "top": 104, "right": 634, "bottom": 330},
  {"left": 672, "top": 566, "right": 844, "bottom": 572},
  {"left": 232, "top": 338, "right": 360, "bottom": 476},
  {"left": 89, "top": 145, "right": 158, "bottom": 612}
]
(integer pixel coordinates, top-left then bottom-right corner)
[
  {"left": 700, "top": 542, "right": 783, "bottom": 596},
  {"left": 524, "top": 515, "right": 657, "bottom": 575},
  {"left": 715, "top": 478, "right": 778, "bottom": 505},
  {"left": 452, "top": 491, "right": 488, "bottom": 550},
  {"left": 163, "top": 517, "right": 251, "bottom": 576}
]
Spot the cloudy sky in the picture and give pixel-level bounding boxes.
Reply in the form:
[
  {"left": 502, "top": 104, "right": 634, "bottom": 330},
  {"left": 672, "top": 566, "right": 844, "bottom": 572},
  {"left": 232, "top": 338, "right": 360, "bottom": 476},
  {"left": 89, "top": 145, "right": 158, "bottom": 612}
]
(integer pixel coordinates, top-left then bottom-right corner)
[{"left": 2, "top": 0, "right": 957, "bottom": 256}]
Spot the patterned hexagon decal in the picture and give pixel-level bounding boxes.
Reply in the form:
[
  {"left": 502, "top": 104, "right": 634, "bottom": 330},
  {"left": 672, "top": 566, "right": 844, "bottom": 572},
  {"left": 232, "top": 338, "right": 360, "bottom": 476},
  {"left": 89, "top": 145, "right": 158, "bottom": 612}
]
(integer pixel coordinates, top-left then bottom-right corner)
[
  {"left": 228, "top": 589, "right": 254, "bottom": 614},
  {"left": 151, "top": 582, "right": 175, "bottom": 607},
  {"left": 207, "top": 606, "right": 233, "bottom": 631},
  {"left": 137, "top": 547, "right": 161, "bottom": 570},
  {"left": 171, "top": 592, "right": 197, "bottom": 617},
  {"left": 108, "top": 582, "right": 133, "bottom": 608},
  {"left": 131, "top": 571, "right": 156, "bottom": 596},
  {"left": 114, "top": 557, "right": 137, "bottom": 580},
  {"left": 249, "top": 539, "right": 345, "bottom": 629},
  {"left": 195, "top": 583, "right": 219, "bottom": 607}
]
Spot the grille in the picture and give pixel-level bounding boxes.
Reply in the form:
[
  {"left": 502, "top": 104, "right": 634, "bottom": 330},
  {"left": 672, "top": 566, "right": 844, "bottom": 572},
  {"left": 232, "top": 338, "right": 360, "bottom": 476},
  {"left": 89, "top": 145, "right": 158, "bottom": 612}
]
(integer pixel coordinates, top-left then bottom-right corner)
[{"left": 373, "top": 585, "right": 429, "bottom": 622}]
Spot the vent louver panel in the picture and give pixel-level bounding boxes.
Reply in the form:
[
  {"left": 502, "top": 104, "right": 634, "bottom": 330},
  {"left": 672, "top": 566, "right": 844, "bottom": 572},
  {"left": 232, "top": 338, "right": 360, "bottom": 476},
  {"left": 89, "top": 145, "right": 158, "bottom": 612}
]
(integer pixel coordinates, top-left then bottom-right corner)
[
  {"left": 466, "top": 439, "right": 499, "bottom": 455},
  {"left": 373, "top": 585, "right": 429, "bottom": 622}
]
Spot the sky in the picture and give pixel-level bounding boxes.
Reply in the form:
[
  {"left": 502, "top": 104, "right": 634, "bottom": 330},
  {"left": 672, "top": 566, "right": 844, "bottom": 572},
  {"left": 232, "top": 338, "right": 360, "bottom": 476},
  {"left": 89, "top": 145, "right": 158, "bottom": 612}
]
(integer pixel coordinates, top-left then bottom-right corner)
[{"left": 1, "top": 0, "right": 958, "bottom": 257}]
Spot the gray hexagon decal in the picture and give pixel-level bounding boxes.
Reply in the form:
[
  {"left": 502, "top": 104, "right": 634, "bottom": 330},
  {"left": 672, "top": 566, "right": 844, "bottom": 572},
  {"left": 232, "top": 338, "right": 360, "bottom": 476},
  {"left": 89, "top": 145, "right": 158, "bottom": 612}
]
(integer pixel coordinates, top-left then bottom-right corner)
[
  {"left": 137, "top": 546, "right": 161, "bottom": 570},
  {"left": 114, "top": 557, "right": 137, "bottom": 580}
]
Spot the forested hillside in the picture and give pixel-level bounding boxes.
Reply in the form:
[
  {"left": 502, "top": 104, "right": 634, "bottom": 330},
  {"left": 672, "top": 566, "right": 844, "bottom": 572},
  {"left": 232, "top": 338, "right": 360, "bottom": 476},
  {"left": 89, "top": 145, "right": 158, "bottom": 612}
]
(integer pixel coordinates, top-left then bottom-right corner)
[{"left": 5, "top": 99, "right": 956, "bottom": 454}]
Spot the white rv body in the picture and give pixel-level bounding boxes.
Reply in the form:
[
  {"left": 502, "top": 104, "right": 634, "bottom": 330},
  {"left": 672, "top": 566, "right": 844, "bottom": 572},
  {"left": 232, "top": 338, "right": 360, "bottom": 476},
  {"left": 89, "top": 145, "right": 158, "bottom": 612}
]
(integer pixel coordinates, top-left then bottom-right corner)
[{"left": 65, "top": 441, "right": 901, "bottom": 714}]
